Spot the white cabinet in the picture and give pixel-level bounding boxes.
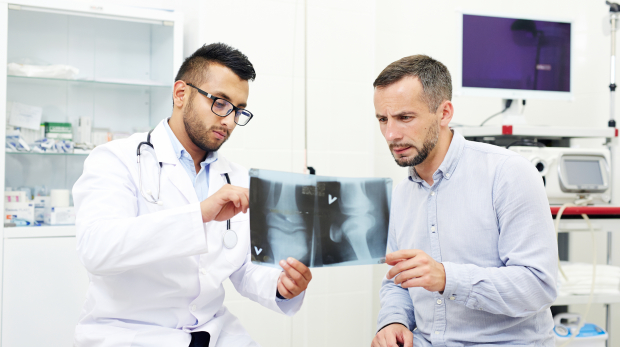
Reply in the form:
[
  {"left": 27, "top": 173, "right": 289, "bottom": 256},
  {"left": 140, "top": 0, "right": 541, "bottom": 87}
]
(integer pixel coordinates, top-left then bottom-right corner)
[
  {"left": 0, "top": 2, "right": 182, "bottom": 345},
  {"left": 2, "top": 234, "right": 88, "bottom": 346}
]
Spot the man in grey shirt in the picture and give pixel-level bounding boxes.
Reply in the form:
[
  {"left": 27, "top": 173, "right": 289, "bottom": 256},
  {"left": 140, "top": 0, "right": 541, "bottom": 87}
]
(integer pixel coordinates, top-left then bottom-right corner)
[{"left": 371, "top": 55, "right": 558, "bottom": 347}]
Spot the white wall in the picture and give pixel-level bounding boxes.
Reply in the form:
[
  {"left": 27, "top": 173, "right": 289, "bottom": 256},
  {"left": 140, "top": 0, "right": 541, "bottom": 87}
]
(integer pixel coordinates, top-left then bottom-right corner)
[
  {"left": 178, "top": 1, "right": 382, "bottom": 346},
  {"left": 374, "top": 0, "right": 615, "bottom": 183},
  {"left": 140, "top": 0, "right": 620, "bottom": 344}
]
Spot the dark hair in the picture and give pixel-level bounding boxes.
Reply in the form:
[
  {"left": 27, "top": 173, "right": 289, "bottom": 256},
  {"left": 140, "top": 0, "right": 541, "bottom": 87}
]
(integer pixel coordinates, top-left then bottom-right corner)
[
  {"left": 175, "top": 42, "right": 256, "bottom": 86},
  {"left": 373, "top": 54, "right": 452, "bottom": 113}
]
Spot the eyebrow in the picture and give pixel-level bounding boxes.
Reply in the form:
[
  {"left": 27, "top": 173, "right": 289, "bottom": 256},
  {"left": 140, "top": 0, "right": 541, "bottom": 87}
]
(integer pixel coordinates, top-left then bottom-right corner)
[
  {"left": 375, "top": 111, "right": 417, "bottom": 118},
  {"left": 211, "top": 91, "right": 247, "bottom": 109}
]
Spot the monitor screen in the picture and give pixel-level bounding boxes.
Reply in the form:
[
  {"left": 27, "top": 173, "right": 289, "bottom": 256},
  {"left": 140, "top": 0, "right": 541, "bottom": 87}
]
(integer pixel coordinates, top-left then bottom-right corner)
[
  {"left": 462, "top": 14, "right": 571, "bottom": 92},
  {"left": 564, "top": 160, "right": 604, "bottom": 186}
]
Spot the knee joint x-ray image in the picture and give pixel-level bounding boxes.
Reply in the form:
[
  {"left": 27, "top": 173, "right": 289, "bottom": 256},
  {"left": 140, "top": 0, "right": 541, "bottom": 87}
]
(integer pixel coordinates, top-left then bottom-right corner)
[{"left": 249, "top": 169, "right": 392, "bottom": 268}]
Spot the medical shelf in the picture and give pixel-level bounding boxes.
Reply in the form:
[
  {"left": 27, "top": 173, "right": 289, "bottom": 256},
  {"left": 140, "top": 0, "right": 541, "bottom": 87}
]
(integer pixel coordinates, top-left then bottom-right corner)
[
  {"left": 556, "top": 220, "right": 620, "bottom": 233},
  {"left": 3, "top": 225, "right": 76, "bottom": 239},
  {"left": 454, "top": 124, "right": 617, "bottom": 139},
  {"left": 554, "top": 293, "right": 620, "bottom": 306},
  {"left": 549, "top": 206, "right": 620, "bottom": 345},
  {"left": 8, "top": 75, "right": 173, "bottom": 88},
  {"left": 5, "top": 151, "right": 90, "bottom": 155}
]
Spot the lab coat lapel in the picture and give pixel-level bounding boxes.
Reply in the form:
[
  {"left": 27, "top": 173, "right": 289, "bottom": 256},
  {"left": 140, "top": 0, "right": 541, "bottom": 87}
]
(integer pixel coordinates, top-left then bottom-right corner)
[{"left": 149, "top": 121, "right": 198, "bottom": 204}]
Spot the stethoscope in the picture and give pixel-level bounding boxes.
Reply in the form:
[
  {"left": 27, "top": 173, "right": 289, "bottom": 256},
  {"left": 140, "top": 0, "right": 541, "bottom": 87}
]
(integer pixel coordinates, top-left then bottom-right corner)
[{"left": 137, "top": 129, "right": 238, "bottom": 249}]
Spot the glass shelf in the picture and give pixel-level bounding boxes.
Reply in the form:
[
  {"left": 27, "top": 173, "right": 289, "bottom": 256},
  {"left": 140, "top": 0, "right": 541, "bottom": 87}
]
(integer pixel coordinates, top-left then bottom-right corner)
[
  {"left": 6, "top": 151, "right": 90, "bottom": 156},
  {"left": 8, "top": 75, "right": 173, "bottom": 88},
  {"left": 3, "top": 225, "right": 76, "bottom": 239}
]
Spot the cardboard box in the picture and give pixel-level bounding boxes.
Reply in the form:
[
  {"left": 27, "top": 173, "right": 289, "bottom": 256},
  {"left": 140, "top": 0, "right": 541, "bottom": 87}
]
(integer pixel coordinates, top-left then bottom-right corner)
[
  {"left": 5, "top": 191, "right": 27, "bottom": 203},
  {"left": 45, "top": 206, "right": 75, "bottom": 225},
  {"left": 5, "top": 202, "right": 35, "bottom": 225},
  {"left": 33, "top": 196, "right": 50, "bottom": 223},
  {"left": 44, "top": 122, "right": 72, "bottom": 141}
]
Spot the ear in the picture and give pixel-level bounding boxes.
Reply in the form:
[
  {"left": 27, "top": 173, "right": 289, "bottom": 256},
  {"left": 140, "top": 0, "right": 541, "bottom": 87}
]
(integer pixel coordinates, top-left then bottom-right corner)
[
  {"left": 173, "top": 80, "right": 187, "bottom": 108},
  {"left": 438, "top": 100, "right": 454, "bottom": 127}
]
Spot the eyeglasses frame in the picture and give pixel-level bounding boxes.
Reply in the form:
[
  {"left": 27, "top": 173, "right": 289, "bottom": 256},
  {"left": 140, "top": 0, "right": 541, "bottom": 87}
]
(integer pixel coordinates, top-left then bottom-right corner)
[{"left": 185, "top": 82, "right": 254, "bottom": 126}]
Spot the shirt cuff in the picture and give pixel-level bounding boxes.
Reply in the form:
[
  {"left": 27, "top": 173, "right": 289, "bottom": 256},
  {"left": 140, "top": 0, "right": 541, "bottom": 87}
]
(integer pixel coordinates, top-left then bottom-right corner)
[
  {"left": 441, "top": 262, "right": 473, "bottom": 305},
  {"left": 377, "top": 322, "right": 410, "bottom": 333},
  {"left": 275, "top": 289, "right": 288, "bottom": 301},
  {"left": 276, "top": 290, "right": 305, "bottom": 315}
]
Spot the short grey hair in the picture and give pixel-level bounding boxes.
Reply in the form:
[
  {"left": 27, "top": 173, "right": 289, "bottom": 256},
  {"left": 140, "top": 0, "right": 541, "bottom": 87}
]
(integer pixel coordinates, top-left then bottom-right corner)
[{"left": 373, "top": 54, "right": 452, "bottom": 113}]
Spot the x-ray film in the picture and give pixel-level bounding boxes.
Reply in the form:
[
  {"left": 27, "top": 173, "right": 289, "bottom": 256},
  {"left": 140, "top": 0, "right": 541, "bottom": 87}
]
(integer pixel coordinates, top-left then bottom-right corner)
[{"left": 249, "top": 169, "right": 392, "bottom": 268}]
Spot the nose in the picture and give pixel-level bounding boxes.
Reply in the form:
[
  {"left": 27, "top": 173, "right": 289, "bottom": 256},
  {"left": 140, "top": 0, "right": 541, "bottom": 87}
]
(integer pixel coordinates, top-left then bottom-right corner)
[
  {"left": 384, "top": 118, "right": 402, "bottom": 142},
  {"left": 219, "top": 111, "right": 235, "bottom": 128}
]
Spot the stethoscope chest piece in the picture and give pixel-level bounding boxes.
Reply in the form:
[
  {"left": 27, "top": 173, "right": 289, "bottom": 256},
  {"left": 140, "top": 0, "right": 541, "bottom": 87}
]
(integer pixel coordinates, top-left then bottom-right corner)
[{"left": 223, "top": 229, "right": 238, "bottom": 249}]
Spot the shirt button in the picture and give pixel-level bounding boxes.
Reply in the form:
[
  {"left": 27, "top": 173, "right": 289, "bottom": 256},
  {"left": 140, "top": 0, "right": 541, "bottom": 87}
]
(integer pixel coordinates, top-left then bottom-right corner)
[
  {"left": 435, "top": 331, "right": 440, "bottom": 335},
  {"left": 436, "top": 299, "right": 442, "bottom": 304},
  {"left": 430, "top": 191, "right": 435, "bottom": 196},
  {"left": 479, "top": 308, "right": 483, "bottom": 310},
  {"left": 450, "top": 296, "right": 456, "bottom": 300},
  {"left": 191, "top": 304, "right": 197, "bottom": 312},
  {"left": 200, "top": 268, "right": 207, "bottom": 275},
  {"left": 445, "top": 173, "right": 451, "bottom": 178},
  {"left": 431, "top": 226, "right": 436, "bottom": 232}
]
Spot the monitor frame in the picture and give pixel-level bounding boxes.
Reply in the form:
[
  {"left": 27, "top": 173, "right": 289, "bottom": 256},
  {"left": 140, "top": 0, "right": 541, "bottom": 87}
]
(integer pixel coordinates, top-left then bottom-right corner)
[
  {"left": 558, "top": 154, "right": 610, "bottom": 193},
  {"left": 454, "top": 10, "right": 575, "bottom": 101}
]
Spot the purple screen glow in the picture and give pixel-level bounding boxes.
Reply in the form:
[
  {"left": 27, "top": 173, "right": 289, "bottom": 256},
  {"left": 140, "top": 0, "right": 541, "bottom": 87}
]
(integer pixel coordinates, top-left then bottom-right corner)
[{"left": 462, "top": 14, "right": 571, "bottom": 92}]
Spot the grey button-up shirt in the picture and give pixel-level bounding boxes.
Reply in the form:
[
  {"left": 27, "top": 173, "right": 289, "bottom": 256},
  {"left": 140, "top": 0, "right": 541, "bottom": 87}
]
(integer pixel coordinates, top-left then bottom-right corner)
[{"left": 377, "top": 131, "right": 558, "bottom": 346}]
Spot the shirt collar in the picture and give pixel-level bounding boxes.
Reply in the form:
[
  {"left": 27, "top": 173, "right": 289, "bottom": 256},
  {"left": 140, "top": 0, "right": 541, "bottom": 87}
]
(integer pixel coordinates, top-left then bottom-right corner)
[
  {"left": 163, "top": 118, "right": 218, "bottom": 167},
  {"left": 408, "top": 130, "right": 465, "bottom": 183}
]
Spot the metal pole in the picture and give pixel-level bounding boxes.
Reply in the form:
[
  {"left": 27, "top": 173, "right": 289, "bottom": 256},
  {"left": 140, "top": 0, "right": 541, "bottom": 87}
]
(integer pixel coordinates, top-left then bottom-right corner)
[
  {"left": 611, "top": 13, "right": 618, "bottom": 128},
  {"left": 303, "top": 0, "right": 308, "bottom": 174}
]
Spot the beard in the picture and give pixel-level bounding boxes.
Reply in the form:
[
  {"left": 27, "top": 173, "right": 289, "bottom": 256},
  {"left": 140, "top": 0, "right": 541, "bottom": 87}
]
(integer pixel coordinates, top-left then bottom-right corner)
[
  {"left": 183, "top": 96, "right": 230, "bottom": 152},
  {"left": 390, "top": 120, "right": 439, "bottom": 167}
]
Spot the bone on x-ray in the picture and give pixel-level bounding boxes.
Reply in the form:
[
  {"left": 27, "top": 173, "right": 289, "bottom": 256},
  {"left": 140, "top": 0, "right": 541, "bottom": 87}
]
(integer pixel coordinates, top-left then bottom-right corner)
[{"left": 249, "top": 169, "right": 392, "bottom": 268}]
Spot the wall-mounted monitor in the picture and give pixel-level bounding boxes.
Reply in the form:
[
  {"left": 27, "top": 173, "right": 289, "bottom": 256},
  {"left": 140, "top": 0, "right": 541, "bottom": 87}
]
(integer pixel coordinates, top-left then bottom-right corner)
[{"left": 455, "top": 11, "right": 573, "bottom": 101}]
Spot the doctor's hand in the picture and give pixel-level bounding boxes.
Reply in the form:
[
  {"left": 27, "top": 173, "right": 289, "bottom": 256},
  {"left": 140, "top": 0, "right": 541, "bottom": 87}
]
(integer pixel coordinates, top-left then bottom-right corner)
[
  {"left": 200, "top": 185, "right": 249, "bottom": 223},
  {"left": 386, "top": 249, "right": 446, "bottom": 293},
  {"left": 277, "top": 257, "right": 312, "bottom": 299},
  {"left": 371, "top": 323, "right": 413, "bottom": 347}
]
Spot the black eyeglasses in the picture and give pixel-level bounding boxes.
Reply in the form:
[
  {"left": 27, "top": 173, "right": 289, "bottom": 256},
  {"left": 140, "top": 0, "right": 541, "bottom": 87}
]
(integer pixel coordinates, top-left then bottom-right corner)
[{"left": 186, "top": 83, "right": 254, "bottom": 126}]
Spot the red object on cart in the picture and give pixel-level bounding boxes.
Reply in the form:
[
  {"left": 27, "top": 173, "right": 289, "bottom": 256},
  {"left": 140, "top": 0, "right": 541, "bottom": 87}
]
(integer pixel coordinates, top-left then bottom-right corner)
[{"left": 550, "top": 206, "right": 620, "bottom": 217}]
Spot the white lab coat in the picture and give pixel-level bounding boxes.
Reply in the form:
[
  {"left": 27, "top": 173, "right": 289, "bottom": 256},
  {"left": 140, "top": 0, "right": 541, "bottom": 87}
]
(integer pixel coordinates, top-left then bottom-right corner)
[{"left": 72, "top": 121, "right": 304, "bottom": 347}]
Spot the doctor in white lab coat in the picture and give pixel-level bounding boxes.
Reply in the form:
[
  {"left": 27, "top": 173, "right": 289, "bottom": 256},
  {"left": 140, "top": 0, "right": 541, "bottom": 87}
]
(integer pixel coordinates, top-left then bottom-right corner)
[{"left": 72, "top": 43, "right": 312, "bottom": 347}]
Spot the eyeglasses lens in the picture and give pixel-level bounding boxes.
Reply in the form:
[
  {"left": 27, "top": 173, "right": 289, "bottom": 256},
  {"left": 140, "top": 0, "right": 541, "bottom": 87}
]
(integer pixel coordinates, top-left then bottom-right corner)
[
  {"left": 235, "top": 110, "right": 252, "bottom": 126},
  {"left": 211, "top": 99, "right": 234, "bottom": 117}
]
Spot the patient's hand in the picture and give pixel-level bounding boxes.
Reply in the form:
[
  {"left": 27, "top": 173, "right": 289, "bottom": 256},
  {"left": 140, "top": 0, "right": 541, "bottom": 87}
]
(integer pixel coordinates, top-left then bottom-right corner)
[
  {"left": 276, "top": 257, "right": 312, "bottom": 299},
  {"left": 371, "top": 323, "right": 413, "bottom": 347},
  {"left": 386, "top": 249, "right": 446, "bottom": 293}
]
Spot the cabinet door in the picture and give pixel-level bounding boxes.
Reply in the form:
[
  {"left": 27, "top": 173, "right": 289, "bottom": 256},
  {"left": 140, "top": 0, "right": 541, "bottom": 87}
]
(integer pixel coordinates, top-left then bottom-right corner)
[{"left": 2, "top": 237, "right": 89, "bottom": 347}]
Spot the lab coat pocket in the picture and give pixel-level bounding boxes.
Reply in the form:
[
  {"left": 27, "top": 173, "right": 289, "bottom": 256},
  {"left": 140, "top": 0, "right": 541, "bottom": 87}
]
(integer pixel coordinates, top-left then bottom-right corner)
[{"left": 224, "top": 216, "right": 250, "bottom": 268}]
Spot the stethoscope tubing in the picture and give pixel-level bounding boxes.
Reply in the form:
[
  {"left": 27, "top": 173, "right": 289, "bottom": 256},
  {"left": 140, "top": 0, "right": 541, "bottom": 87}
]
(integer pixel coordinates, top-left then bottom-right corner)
[
  {"left": 223, "top": 172, "right": 231, "bottom": 231},
  {"left": 137, "top": 129, "right": 236, "bottom": 248}
]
